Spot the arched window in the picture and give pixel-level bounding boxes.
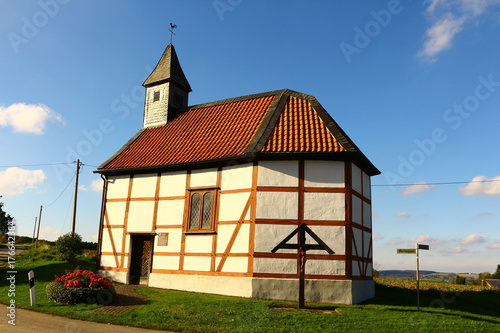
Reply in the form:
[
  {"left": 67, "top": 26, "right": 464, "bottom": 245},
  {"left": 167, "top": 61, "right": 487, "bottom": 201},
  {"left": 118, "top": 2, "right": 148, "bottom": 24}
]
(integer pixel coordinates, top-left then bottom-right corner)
[{"left": 187, "top": 190, "right": 216, "bottom": 232}]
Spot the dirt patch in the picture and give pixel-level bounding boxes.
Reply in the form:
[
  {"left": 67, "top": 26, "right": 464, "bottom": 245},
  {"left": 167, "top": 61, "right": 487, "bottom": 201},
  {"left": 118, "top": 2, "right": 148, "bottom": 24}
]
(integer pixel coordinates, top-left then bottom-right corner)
[{"left": 270, "top": 305, "right": 340, "bottom": 314}]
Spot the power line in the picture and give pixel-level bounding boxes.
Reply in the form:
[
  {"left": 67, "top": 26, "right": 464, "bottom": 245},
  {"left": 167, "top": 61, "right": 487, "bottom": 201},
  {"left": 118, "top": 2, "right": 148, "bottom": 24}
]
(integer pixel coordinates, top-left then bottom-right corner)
[
  {"left": 372, "top": 179, "right": 500, "bottom": 187},
  {"left": 44, "top": 173, "right": 75, "bottom": 208}
]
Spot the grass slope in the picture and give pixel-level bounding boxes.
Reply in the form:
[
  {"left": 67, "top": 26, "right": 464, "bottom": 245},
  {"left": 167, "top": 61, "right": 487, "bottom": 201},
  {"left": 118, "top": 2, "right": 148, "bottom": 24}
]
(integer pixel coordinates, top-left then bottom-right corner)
[{"left": 1, "top": 249, "right": 499, "bottom": 332}]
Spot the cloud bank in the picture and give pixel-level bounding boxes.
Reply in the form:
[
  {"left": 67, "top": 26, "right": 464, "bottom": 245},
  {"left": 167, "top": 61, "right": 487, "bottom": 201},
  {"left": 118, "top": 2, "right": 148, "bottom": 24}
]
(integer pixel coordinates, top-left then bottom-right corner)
[
  {"left": 0, "top": 103, "right": 64, "bottom": 134},
  {"left": 0, "top": 167, "right": 46, "bottom": 196}
]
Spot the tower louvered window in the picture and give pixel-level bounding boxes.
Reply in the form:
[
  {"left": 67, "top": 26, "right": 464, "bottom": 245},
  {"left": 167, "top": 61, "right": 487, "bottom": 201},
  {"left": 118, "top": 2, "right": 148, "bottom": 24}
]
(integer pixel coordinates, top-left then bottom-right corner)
[{"left": 187, "top": 189, "right": 217, "bottom": 232}]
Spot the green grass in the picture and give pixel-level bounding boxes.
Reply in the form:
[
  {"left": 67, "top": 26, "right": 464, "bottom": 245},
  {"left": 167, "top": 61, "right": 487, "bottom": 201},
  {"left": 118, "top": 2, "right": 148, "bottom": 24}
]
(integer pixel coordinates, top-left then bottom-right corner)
[{"left": 1, "top": 251, "right": 499, "bottom": 332}]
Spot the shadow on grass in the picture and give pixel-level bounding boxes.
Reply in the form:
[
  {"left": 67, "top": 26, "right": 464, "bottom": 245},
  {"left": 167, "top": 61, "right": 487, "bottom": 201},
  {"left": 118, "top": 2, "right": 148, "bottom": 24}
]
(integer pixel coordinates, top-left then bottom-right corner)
[{"left": 374, "top": 282, "right": 500, "bottom": 319}]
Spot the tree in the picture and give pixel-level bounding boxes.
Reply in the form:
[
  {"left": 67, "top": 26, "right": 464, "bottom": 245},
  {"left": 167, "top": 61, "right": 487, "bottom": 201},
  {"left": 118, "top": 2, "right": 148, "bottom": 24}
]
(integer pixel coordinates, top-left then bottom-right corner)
[
  {"left": 478, "top": 272, "right": 492, "bottom": 281},
  {"left": 455, "top": 275, "right": 466, "bottom": 285},
  {"left": 55, "top": 233, "right": 83, "bottom": 262},
  {"left": 0, "top": 202, "right": 14, "bottom": 236},
  {"left": 493, "top": 265, "right": 500, "bottom": 279}
]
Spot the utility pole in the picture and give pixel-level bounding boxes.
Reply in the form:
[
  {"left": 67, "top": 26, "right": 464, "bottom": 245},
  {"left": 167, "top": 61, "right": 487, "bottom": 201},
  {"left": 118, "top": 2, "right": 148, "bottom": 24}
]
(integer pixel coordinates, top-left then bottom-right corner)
[
  {"left": 71, "top": 159, "right": 81, "bottom": 236},
  {"left": 35, "top": 205, "right": 42, "bottom": 248},
  {"left": 31, "top": 216, "right": 37, "bottom": 244}
]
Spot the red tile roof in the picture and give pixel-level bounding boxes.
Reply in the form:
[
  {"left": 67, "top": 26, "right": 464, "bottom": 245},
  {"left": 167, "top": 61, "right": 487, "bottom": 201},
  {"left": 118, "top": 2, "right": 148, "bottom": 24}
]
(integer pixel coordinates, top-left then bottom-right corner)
[{"left": 98, "top": 89, "right": 379, "bottom": 175}]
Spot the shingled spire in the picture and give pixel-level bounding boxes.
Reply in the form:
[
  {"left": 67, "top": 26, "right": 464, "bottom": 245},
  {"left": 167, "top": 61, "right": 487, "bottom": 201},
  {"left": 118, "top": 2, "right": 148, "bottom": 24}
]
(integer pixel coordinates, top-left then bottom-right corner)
[{"left": 142, "top": 43, "right": 191, "bottom": 128}]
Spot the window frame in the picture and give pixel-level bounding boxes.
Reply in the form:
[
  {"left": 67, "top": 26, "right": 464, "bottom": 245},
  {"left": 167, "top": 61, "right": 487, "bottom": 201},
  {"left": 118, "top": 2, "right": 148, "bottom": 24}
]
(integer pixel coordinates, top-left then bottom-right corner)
[
  {"left": 153, "top": 90, "right": 160, "bottom": 102},
  {"left": 185, "top": 188, "right": 218, "bottom": 233}
]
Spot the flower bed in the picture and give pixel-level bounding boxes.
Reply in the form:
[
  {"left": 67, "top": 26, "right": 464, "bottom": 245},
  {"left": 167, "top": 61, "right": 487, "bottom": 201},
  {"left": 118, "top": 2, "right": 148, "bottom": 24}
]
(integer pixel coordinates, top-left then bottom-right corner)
[{"left": 46, "top": 269, "right": 115, "bottom": 305}]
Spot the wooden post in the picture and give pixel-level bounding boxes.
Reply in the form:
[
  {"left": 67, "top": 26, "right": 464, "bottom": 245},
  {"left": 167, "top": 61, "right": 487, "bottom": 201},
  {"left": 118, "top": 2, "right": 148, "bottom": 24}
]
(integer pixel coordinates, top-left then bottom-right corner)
[{"left": 298, "top": 227, "right": 306, "bottom": 309}]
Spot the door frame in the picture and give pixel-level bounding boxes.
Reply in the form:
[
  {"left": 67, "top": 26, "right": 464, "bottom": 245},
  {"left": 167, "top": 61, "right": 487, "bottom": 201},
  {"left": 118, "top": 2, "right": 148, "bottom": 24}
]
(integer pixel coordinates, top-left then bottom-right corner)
[{"left": 128, "top": 233, "right": 155, "bottom": 285}]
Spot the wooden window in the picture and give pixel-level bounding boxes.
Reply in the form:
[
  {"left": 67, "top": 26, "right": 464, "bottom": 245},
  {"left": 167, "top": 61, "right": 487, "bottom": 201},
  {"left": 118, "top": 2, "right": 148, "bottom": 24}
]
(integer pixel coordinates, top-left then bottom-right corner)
[
  {"left": 153, "top": 90, "right": 160, "bottom": 102},
  {"left": 187, "top": 189, "right": 217, "bottom": 232}
]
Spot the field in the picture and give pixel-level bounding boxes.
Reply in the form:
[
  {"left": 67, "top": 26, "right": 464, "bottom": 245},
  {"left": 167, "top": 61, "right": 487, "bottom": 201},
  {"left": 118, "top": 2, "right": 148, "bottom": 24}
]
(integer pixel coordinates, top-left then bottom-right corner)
[{"left": 1, "top": 247, "right": 499, "bottom": 332}]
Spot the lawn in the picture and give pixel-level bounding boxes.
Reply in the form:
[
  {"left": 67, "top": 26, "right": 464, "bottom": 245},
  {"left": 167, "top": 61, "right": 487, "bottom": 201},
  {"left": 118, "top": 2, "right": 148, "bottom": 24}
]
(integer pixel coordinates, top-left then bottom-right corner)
[{"left": 1, "top": 249, "right": 499, "bottom": 332}]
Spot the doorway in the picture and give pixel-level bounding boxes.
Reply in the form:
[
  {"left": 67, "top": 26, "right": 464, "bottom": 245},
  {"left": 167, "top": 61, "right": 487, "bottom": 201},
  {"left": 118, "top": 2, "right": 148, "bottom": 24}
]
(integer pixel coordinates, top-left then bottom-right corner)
[{"left": 129, "top": 234, "right": 154, "bottom": 285}]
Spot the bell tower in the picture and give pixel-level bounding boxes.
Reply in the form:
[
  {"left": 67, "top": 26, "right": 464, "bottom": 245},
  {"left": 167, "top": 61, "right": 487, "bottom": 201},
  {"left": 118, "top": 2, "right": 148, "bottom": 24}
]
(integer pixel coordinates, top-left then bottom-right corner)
[{"left": 142, "top": 43, "right": 191, "bottom": 127}]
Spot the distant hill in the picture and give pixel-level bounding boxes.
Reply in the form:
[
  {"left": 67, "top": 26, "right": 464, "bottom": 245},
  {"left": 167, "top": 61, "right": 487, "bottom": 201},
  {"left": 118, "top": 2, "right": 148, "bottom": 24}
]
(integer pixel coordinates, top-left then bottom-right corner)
[{"left": 379, "top": 270, "right": 437, "bottom": 278}]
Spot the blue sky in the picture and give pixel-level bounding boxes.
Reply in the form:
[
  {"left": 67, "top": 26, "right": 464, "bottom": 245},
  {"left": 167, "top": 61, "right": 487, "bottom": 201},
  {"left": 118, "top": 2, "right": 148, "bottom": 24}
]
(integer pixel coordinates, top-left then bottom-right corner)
[{"left": 1, "top": 0, "right": 499, "bottom": 274}]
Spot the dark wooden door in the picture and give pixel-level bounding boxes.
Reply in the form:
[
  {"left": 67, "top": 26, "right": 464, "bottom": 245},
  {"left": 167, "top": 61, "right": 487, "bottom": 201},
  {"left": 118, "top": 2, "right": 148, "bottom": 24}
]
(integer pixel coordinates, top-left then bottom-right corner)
[{"left": 129, "top": 235, "right": 153, "bottom": 285}]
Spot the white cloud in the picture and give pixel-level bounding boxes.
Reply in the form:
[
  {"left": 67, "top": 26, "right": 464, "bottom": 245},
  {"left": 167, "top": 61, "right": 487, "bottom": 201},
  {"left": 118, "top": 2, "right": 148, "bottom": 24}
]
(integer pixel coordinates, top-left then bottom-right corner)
[
  {"left": 402, "top": 182, "right": 435, "bottom": 195},
  {"left": 411, "top": 235, "right": 444, "bottom": 247},
  {"left": 443, "top": 246, "right": 468, "bottom": 253},
  {"left": 461, "top": 233, "right": 485, "bottom": 244},
  {"left": 418, "top": 13, "right": 465, "bottom": 61},
  {"left": 90, "top": 178, "right": 103, "bottom": 192},
  {"left": 91, "top": 234, "right": 98, "bottom": 242},
  {"left": 0, "top": 167, "right": 45, "bottom": 195},
  {"left": 38, "top": 226, "right": 63, "bottom": 242},
  {"left": 418, "top": 0, "right": 500, "bottom": 62},
  {"left": 478, "top": 212, "right": 494, "bottom": 217},
  {"left": 373, "top": 234, "right": 384, "bottom": 242},
  {"left": 0, "top": 103, "right": 64, "bottom": 134},
  {"left": 487, "top": 242, "right": 500, "bottom": 249},
  {"left": 460, "top": 175, "right": 500, "bottom": 196},
  {"left": 394, "top": 211, "right": 411, "bottom": 218}
]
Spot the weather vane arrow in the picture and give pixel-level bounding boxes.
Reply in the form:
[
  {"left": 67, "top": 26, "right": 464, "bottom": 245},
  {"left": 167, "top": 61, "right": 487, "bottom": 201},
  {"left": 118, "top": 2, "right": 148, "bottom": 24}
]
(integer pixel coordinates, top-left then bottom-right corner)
[{"left": 169, "top": 23, "right": 177, "bottom": 44}]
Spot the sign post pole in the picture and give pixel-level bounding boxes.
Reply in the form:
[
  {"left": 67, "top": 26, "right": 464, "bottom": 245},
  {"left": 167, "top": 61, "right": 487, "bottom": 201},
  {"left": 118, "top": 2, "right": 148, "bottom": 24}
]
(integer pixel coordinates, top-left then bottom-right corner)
[
  {"left": 28, "top": 270, "right": 36, "bottom": 306},
  {"left": 416, "top": 243, "right": 420, "bottom": 311},
  {"left": 397, "top": 244, "right": 429, "bottom": 311}
]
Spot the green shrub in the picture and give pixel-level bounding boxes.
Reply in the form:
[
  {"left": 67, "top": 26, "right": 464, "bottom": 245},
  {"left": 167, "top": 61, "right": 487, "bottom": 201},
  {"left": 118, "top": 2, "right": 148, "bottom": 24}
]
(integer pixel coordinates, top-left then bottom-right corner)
[
  {"left": 46, "top": 269, "right": 116, "bottom": 305},
  {"left": 55, "top": 233, "right": 83, "bottom": 262},
  {"left": 456, "top": 275, "right": 466, "bottom": 285}
]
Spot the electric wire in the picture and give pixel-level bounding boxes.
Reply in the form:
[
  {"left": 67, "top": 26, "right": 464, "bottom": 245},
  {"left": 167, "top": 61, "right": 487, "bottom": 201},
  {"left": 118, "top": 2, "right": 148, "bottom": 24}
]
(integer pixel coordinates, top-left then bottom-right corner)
[
  {"left": 43, "top": 173, "right": 75, "bottom": 208},
  {"left": 372, "top": 179, "right": 500, "bottom": 187}
]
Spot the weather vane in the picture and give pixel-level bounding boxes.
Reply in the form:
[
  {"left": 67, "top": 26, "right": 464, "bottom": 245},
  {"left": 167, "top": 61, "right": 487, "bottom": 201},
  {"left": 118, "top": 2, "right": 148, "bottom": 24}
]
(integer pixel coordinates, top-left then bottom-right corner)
[{"left": 169, "top": 23, "right": 177, "bottom": 44}]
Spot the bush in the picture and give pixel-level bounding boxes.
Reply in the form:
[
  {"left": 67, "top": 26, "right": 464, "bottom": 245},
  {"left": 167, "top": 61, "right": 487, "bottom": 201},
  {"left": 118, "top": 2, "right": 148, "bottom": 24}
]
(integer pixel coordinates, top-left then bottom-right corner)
[
  {"left": 46, "top": 269, "right": 115, "bottom": 305},
  {"left": 456, "top": 275, "right": 466, "bottom": 285},
  {"left": 55, "top": 233, "right": 83, "bottom": 262}
]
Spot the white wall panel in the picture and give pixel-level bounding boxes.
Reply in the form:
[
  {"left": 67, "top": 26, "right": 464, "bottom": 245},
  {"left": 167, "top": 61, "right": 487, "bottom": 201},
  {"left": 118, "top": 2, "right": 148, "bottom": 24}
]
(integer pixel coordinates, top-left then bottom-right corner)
[
  {"left": 107, "top": 175, "right": 130, "bottom": 199},
  {"left": 304, "top": 160, "right": 344, "bottom": 187},
  {"left": 256, "top": 192, "right": 298, "bottom": 219},
  {"left": 307, "top": 225, "right": 345, "bottom": 255},
  {"left": 257, "top": 160, "right": 298, "bottom": 187},
  {"left": 155, "top": 228, "right": 182, "bottom": 252},
  {"left": 231, "top": 223, "right": 250, "bottom": 253},
  {"left": 152, "top": 256, "right": 180, "bottom": 270},
  {"left": 351, "top": 164, "right": 362, "bottom": 194},
  {"left": 352, "top": 195, "right": 362, "bottom": 224},
  {"left": 363, "top": 231, "right": 372, "bottom": 258},
  {"left": 221, "top": 257, "right": 248, "bottom": 273},
  {"left": 362, "top": 172, "right": 371, "bottom": 200},
  {"left": 127, "top": 201, "right": 155, "bottom": 232},
  {"left": 219, "top": 192, "right": 250, "bottom": 221},
  {"left": 183, "top": 256, "right": 211, "bottom": 271},
  {"left": 352, "top": 261, "right": 361, "bottom": 276},
  {"left": 101, "top": 228, "right": 123, "bottom": 252},
  {"left": 216, "top": 224, "right": 236, "bottom": 253},
  {"left": 363, "top": 202, "right": 372, "bottom": 228},
  {"left": 100, "top": 255, "right": 118, "bottom": 268},
  {"left": 156, "top": 199, "right": 185, "bottom": 225},
  {"left": 131, "top": 173, "right": 157, "bottom": 198},
  {"left": 304, "top": 192, "right": 345, "bottom": 221},
  {"left": 221, "top": 163, "right": 252, "bottom": 190},
  {"left": 254, "top": 224, "right": 297, "bottom": 253},
  {"left": 254, "top": 258, "right": 297, "bottom": 274},
  {"left": 159, "top": 171, "right": 187, "bottom": 197},
  {"left": 306, "top": 259, "right": 345, "bottom": 275},
  {"left": 185, "top": 235, "right": 212, "bottom": 253},
  {"left": 190, "top": 168, "right": 218, "bottom": 187},
  {"left": 106, "top": 202, "right": 126, "bottom": 225},
  {"left": 352, "top": 227, "right": 363, "bottom": 257}
]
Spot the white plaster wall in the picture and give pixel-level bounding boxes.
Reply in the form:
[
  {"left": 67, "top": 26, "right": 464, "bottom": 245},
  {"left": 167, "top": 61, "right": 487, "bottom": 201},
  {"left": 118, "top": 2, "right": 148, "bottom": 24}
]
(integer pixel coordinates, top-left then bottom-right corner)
[
  {"left": 101, "top": 228, "right": 123, "bottom": 253},
  {"left": 190, "top": 168, "right": 218, "bottom": 187},
  {"left": 107, "top": 175, "right": 130, "bottom": 199},
  {"left": 185, "top": 235, "right": 212, "bottom": 253},
  {"left": 352, "top": 227, "right": 363, "bottom": 257},
  {"left": 256, "top": 192, "right": 298, "bottom": 219},
  {"left": 159, "top": 171, "right": 187, "bottom": 197},
  {"left": 156, "top": 199, "right": 185, "bottom": 225},
  {"left": 218, "top": 192, "right": 251, "bottom": 221},
  {"left": 127, "top": 201, "right": 155, "bottom": 232},
  {"left": 131, "top": 173, "right": 157, "bottom": 198},
  {"left": 100, "top": 255, "right": 118, "bottom": 268},
  {"left": 221, "top": 163, "right": 253, "bottom": 190},
  {"left": 216, "top": 224, "right": 236, "bottom": 253},
  {"left": 124, "top": 234, "right": 130, "bottom": 253},
  {"left": 363, "top": 231, "right": 372, "bottom": 258},
  {"left": 254, "top": 258, "right": 297, "bottom": 274},
  {"left": 307, "top": 225, "right": 345, "bottom": 255},
  {"left": 352, "top": 195, "right": 362, "bottom": 224},
  {"left": 155, "top": 228, "right": 182, "bottom": 252},
  {"left": 106, "top": 202, "right": 126, "bottom": 225},
  {"left": 363, "top": 202, "right": 372, "bottom": 228},
  {"left": 216, "top": 223, "right": 250, "bottom": 255},
  {"left": 351, "top": 164, "right": 362, "bottom": 194},
  {"left": 183, "top": 256, "right": 211, "bottom": 271},
  {"left": 304, "top": 160, "right": 344, "bottom": 187},
  {"left": 221, "top": 257, "right": 248, "bottom": 273},
  {"left": 352, "top": 261, "right": 360, "bottom": 276},
  {"left": 366, "top": 262, "right": 373, "bottom": 276},
  {"left": 151, "top": 255, "right": 180, "bottom": 270},
  {"left": 306, "top": 259, "right": 345, "bottom": 275},
  {"left": 362, "top": 172, "right": 371, "bottom": 200},
  {"left": 257, "top": 160, "right": 298, "bottom": 187},
  {"left": 148, "top": 274, "right": 253, "bottom": 298},
  {"left": 303, "top": 192, "right": 345, "bottom": 221},
  {"left": 254, "top": 224, "right": 297, "bottom": 253}
]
